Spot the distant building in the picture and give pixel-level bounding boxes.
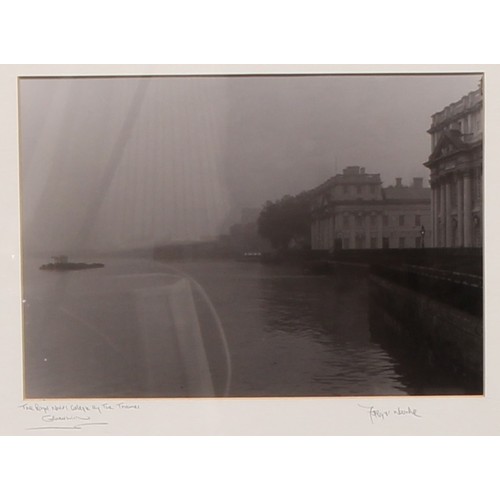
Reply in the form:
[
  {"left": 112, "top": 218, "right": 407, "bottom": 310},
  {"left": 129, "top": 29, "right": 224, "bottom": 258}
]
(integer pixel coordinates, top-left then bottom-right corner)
[
  {"left": 383, "top": 177, "right": 432, "bottom": 249},
  {"left": 424, "top": 85, "right": 483, "bottom": 247},
  {"left": 153, "top": 207, "right": 271, "bottom": 260},
  {"left": 310, "top": 166, "right": 431, "bottom": 250}
]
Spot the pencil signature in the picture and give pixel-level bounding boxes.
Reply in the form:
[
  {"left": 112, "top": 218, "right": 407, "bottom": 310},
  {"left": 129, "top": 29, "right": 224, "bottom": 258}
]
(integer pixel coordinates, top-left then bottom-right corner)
[{"left": 358, "top": 404, "right": 422, "bottom": 424}]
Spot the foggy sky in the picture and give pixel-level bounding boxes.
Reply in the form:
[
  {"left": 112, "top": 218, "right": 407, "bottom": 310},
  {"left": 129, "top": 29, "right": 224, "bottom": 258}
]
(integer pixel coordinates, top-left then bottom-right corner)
[{"left": 19, "top": 73, "right": 480, "bottom": 253}]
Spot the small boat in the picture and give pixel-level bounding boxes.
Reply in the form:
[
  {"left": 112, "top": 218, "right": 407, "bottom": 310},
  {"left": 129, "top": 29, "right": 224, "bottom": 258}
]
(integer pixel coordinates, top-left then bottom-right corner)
[{"left": 40, "top": 255, "right": 104, "bottom": 271}]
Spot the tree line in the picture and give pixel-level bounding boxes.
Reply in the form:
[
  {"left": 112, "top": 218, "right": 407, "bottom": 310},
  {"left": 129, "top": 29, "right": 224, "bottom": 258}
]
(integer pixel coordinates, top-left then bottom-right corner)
[{"left": 257, "top": 191, "right": 312, "bottom": 252}]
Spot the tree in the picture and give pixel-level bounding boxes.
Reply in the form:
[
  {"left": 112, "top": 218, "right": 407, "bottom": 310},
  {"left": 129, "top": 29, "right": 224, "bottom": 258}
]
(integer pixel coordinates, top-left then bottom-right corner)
[{"left": 257, "top": 191, "right": 311, "bottom": 251}]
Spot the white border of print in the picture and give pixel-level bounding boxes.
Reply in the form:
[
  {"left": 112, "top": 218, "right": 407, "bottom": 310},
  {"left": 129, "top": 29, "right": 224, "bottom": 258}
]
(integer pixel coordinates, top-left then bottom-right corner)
[{"left": 1, "top": 64, "right": 499, "bottom": 436}]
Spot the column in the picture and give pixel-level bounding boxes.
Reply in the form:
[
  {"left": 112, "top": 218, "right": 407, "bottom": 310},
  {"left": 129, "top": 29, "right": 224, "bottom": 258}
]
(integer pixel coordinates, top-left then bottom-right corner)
[
  {"left": 457, "top": 174, "right": 464, "bottom": 247},
  {"left": 377, "top": 213, "right": 383, "bottom": 248},
  {"left": 365, "top": 214, "right": 371, "bottom": 249},
  {"left": 480, "top": 169, "right": 483, "bottom": 216},
  {"left": 463, "top": 172, "right": 472, "bottom": 247},
  {"left": 335, "top": 215, "right": 341, "bottom": 249},
  {"left": 439, "top": 182, "right": 445, "bottom": 247},
  {"left": 434, "top": 185, "right": 439, "bottom": 247},
  {"left": 349, "top": 213, "right": 356, "bottom": 249},
  {"left": 330, "top": 215, "right": 335, "bottom": 250},
  {"left": 431, "top": 186, "right": 436, "bottom": 247},
  {"left": 445, "top": 178, "right": 452, "bottom": 247}
]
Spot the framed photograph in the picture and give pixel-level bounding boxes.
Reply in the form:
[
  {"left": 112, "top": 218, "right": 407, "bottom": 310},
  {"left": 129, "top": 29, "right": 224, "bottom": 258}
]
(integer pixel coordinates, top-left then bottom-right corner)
[{"left": 1, "top": 64, "right": 499, "bottom": 434}]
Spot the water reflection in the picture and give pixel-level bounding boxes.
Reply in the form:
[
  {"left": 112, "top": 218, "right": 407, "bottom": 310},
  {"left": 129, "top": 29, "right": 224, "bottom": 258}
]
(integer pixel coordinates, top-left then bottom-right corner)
[
  {"left": 24, "top": 258, "right": 415, "bottom": 398},
  {"left": 369, "top": 320, "right": 481, "bottom": 396},
  {"left": 255, "top": 264, "right": 407, "bottom": 396}
]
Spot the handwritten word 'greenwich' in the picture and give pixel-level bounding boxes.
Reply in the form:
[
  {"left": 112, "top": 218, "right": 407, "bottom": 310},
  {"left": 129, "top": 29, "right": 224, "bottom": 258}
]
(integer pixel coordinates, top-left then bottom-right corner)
[
  {"left": 18, "top": 402, "right": 140, "bottom": 414},
  {"left": 358, "top": 404, "right": 422, "bottom": 424}
]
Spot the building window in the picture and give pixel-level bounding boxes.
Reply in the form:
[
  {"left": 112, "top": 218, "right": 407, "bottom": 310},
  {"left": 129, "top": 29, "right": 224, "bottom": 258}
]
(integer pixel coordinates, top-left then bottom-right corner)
[
  {"left": 343, "top": 215, "right": 349, "bottom": 229},
  {"left": 357, "top": 185, "right": 362, "bottom": 195},
  {"left": 415, "top": 236, "right": 421, "bottom": 248},
  {"left": 356, "top": 215, "right": 363, "bottom": 228},
  {"left": 370, "top": 237, "right": 377, "bottom": 249},
  {"left": 415, "top": 215, "right": 421, "bottom": 226},
  {"left": 382, "top": 237, "right": 389, "bottom": 249},
  {"left": 370, "top": 215, "right": 376, "bottom": 226},
  {"left": 343, "top": 185, "right": 349, "bottom": 194},
  {"left": 370, "top": 185, "right": 376, "bottom": 195},
  {"left": 343, "top": 238, "right": 349, "bottom": 250},
  {"left": 399, "top": 237, "right": 405, "bottom": 249},
  {"left": 399, "top": 215, "right": 405, "bottom": 226},
  {"left": 383, "top": 215, "right": 388, "bottom": 226}
]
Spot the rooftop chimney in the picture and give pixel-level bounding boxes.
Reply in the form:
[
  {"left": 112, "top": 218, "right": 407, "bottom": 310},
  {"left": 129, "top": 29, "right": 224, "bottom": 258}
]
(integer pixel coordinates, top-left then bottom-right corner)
[
  {"left": 413, "top": 177, "right": 423, "bottom": 189},
  {"left": 343, "top": 166, "right": 361, "bottom": 175},
  {"left": 395, "top": 177, "right": 402, "bottom": 187}
]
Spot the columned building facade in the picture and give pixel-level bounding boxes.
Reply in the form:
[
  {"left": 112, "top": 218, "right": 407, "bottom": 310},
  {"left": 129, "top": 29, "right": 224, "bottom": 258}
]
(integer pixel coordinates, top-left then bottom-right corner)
[
  {"left": 311, "top": 166, "right": 383, "bottom": 250},
  {"left": 425, "top": 86, "right": 483, "bottom": 248}
]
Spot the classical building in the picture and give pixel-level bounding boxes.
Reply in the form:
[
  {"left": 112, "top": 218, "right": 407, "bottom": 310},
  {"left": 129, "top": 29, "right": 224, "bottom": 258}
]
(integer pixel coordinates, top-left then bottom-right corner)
[
  {"left": 424, "top": 85, "right": 483, "bottom": 247},
  {"left": 310, "top": 166, "right": 431, "bottom": 250},
  {"left": 383, "top": 177, "right": 432, "bottom": 250}
]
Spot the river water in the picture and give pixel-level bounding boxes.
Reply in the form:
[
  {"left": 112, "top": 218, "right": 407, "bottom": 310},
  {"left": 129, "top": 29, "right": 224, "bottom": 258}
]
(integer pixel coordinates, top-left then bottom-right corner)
[{"left": 23, "top": 257, "right": 419, "bottom": 398}]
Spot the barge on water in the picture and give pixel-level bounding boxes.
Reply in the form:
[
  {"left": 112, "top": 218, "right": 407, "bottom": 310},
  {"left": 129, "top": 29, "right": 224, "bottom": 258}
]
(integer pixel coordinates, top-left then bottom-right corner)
[{"left": 40, "top": 255, "right": 104, "bottom": 271}]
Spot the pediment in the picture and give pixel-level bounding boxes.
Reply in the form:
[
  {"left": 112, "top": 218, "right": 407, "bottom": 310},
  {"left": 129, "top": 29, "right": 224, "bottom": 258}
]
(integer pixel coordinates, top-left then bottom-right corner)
[{"left": 429, "top": 130, "right": 467, "bottom": 161}]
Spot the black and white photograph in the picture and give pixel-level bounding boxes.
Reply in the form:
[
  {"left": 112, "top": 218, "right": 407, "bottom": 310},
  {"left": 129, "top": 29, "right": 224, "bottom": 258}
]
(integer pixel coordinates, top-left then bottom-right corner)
[{"left": 18, "top": 71, "right": 483, "bottom": 400}]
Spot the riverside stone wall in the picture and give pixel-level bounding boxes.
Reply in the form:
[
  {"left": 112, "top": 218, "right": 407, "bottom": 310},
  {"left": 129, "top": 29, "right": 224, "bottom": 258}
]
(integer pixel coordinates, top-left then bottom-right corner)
[{"left": 369, "top": 272, "right": 483, "bottom": 390}]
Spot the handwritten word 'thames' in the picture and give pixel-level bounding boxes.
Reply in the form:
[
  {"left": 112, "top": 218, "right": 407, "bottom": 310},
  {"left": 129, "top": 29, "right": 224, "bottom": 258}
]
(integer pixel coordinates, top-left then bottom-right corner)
[{"left": 358, "top": 404, "right": 422, "bottom": 424}]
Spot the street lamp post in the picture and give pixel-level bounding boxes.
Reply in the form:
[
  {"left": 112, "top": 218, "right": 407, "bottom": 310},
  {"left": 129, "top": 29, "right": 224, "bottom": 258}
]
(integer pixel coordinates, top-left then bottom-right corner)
[
  {"left": 420, "top": 225, "right": 426, "bottom": 249},
  {"left": 336, "top": 232, "right": 343, "bottom": 251}
]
